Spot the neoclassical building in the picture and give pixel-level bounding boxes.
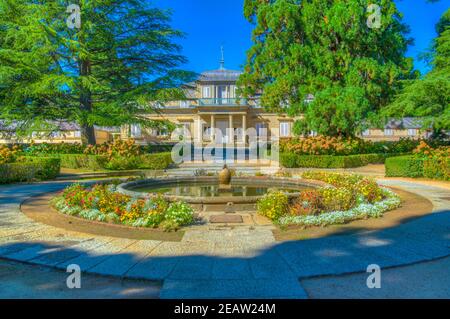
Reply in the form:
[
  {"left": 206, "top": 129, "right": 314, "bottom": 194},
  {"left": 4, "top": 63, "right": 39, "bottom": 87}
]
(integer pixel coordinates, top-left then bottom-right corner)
[{"left": 121, "top": 58, "right": 297, "bottom": 145}]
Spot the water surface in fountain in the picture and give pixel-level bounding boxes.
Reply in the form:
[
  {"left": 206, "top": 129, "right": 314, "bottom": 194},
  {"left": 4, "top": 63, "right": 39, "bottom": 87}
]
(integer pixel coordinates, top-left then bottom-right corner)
[{"left": 133, "top": 181, "right": 305, "bottom": 198}]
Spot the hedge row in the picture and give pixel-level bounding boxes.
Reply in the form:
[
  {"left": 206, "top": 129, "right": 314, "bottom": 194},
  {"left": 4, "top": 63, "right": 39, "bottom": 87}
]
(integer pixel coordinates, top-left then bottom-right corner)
[
  {"left": 0, "top": 157, "right": 61, "bottom": 184},
  {"left": 55, "top": 152, "right": 173, "bottom": 171},
  {"left": 385, "top": 156, "right": 450, "bottom": 180},
  {"left": 280, "top": 153, "right": 396, "bottom": 169}
]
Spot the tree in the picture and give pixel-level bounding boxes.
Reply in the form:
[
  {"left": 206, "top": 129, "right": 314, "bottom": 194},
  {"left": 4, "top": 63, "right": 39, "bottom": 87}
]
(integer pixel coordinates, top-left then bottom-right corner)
[
  {"left": 238, "top": 0, "right": 415, "bottom": 137},
  {"left": 383, "top": 8, "right": 450, "bottom": 134},
  {"left": 0, "top": 0, "right": 194, "bottom": 144}
]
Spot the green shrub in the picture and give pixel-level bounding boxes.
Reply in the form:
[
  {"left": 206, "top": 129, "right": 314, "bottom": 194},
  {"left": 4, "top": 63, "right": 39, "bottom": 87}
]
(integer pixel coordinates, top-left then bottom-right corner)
[
  {"left": 55, "top": 152, "right": 172, "bottom": 171},
  {"left": 279, "top": 153, "right": 298, "bottom": 168},
  {"left": 0, "top": 157, "right": 61, "bottom": 183},
  {"left": 280, "top": 153, "right": 393, "bottom": 168},
  {"left": 423, "top": 157, "right": 450, "bottom": 181},
  {"left": 385, "top": 156, "right": 424, "bottom": 178},
  {"left": 138, "top": 152, "right": 173, "bottom": 170},
  {"left": 104, "top": 156, "right": 140, "bottom": 170},
  {"left": 58, "top": 154, "right": 108, "bottom": 170}
]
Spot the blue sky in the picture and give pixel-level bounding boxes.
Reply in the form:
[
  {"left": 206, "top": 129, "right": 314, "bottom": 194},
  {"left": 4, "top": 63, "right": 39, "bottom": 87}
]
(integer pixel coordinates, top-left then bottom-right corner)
[{"left": 154, "top": 0, "right": 449, "bottom": 74}]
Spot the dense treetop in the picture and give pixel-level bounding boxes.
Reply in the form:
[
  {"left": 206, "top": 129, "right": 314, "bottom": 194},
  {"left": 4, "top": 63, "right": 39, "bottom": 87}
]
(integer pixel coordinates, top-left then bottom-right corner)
[{"left": 239, "top": 0, "right": 416, "bottom": 137}]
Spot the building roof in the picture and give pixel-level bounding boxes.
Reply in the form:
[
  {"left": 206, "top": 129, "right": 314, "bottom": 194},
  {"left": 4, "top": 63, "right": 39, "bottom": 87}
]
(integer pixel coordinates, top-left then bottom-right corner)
[
  {"left": 0, "top": 120, "right": 80, "bottom": 132},
  {"left": 198, "top": 68, "right": 243, "bottom": 82},
  {"left": 197, "top": 47, "right": 243, "bottom": 82},
  {"left": 385, "top": 117, "right": 424, "bottom": 129}
]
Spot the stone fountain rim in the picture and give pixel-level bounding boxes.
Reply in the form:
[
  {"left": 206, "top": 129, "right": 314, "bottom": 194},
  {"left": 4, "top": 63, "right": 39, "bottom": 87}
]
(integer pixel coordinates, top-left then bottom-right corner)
[{"left": 117, "top": 176, "right": 328, "bottom": 204}]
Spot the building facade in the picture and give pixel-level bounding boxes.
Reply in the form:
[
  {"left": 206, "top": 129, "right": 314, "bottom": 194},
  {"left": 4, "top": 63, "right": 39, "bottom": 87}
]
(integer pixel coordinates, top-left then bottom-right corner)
[{"left": 120, "top": 63, "right": 297, "bottom": 145}]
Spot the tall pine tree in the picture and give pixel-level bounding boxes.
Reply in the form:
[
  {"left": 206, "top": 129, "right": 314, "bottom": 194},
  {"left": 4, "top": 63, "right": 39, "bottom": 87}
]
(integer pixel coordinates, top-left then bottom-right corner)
[
  {"left": 238, "top": 0, "right": 415, "bottom": 137},
  {"left": 0, "top": 0, "right": 193, "bottom": 144}
]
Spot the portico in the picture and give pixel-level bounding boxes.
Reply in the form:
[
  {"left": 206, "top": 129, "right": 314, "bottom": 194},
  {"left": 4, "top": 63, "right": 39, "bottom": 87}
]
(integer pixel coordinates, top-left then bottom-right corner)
[{"left": 195, "top": 112, "right": 248, "bottom": 145}]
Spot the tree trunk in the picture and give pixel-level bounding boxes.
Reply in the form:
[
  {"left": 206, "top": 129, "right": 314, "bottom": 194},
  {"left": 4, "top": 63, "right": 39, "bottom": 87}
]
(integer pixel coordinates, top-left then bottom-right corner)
[
  {"left": 79, "top": 59, "right": 96, "bottom": 145},
  {"left": 81, "top": 124, "right": 96, "bottom": 145}
]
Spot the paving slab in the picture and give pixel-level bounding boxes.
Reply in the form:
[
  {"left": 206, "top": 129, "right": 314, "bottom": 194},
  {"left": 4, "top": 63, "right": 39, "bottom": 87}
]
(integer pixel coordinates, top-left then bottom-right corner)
[{"left": 161, "top": 278, "right": 308, "bottom": 299}]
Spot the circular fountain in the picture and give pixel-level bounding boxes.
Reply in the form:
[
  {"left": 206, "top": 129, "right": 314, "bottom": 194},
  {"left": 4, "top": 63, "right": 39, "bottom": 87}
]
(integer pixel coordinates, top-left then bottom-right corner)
[{"left": 117, "top": 167, "right": 321, "bottom": 212}]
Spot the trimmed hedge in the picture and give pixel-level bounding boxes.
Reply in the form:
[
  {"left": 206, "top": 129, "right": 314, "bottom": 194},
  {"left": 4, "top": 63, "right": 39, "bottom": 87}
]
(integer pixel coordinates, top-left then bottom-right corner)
[
  {"left": 423, "top": 158, "right": 450, "bottom": 180},
  {"left": 0, "top": 157, "right": 61, "bottom": 184},
  {"left": 138, "top": 152, "right": 173, "bottom": 170},
  {"left": 386, "top": 156, "right": 449, "bottom": 180},
  {"left": 385, "top": 156, "right": 424, "bottom": 178},
  {"left": 57, "top": 154, "right": 109, "bottom": 171},
  {"left": 54, "top": 152, "right": 173, "bottom": 171},
  {"left": 280, "top": 153, "right": 395, "bottom": 169}
]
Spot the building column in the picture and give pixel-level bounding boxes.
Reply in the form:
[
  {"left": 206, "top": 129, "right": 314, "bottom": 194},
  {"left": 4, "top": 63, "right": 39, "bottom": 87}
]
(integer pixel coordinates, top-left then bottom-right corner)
[
  {"left": 196, "top": 116, "right": 203, "bottom": 144},
  {"left": 242, "top": 114, "right": 247, "bottom": 144},
  {"left": 229, "top": 114, "right": 233, "bottom": 144},
  {"left": 210, "top": 114, "right": 215, "bottom": 141}
]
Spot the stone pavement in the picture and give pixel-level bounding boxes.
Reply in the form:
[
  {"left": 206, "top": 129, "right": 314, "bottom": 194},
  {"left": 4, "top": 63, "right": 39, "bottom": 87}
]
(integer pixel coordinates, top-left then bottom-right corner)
[{"left": 0, "top": 178, "right": 449, "bottom": 299}]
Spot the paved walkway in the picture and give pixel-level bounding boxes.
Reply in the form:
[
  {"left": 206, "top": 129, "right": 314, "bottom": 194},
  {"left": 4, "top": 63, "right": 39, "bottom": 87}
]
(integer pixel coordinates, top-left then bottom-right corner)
[{"left": 0, "top": 177, "right": 449, "bottom": 298}]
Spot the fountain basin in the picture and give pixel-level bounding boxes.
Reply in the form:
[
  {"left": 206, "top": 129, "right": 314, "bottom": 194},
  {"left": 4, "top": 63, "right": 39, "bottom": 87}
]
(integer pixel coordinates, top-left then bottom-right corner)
[{"left": 117, "top": 176, "right": 322, "bottom": 212}]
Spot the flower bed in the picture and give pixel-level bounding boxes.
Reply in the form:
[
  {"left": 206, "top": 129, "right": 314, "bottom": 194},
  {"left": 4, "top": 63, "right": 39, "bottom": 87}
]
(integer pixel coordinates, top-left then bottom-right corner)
[
  {"left": 257, "top": 172, "right": 401, "bottom": 228},
  {"left": 51, "top": 183, "right": 194, "bottom": 231}
]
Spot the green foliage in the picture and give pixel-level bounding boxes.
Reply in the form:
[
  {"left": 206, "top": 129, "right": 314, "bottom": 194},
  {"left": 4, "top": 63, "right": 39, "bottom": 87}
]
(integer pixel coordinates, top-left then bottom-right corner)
[
  {"left": 385, "top": 156, "right": 424, "bottom": 178},
  {"left": 281, "top": 136, "right": 423, "bottom": 156},
  {"left": 0, "top": 0, "right": 194, "bottom": 144},
  {"left": 104, "top": 156, "right": 141, "bottom": 171},
  {"left": 239, "top": 0, "right": 414, "bottom": 136},
  {"left": 280, "top": 153, "right": 393, "bottom": 168},
  {"left": 138, "top": 152, "right": 173, "bottom": 170},
  {"left": 58, "top": 154, "right": 108, "bottom": 170},
  {"left": 423, "top": 157, "right": 450, "bottom": 181},
  {"left": 257, "top": 191, "right": 289, "bottom": 220},
  {"left": 384, "top": 8, "right": 450, "bottom": 132},
  {"left": 23, "top": 143, "right": 85, "bottom": 156},
  {"left": 0, "top": 157, "right": 61, "bottom": 183},
  {"left": 165, "top": 202, "right": 195, "bottom": 226}
]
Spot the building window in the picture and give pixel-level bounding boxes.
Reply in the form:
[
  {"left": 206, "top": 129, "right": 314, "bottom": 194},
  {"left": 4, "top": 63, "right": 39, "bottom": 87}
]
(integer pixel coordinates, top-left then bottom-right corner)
[
  {"left": 157, "top": 129, "right": 168, "bottom": 137},
  {"left": 280, "top": 122, "right": 290, "bottom": 137},
  {"left": 74, "top": 131, "right": 81, "bottom": 138},
  {"left": 362, "top": 129, "right": 370, "bottom": 137},
  {"left": 130, "top": 124, "right": 142, "bottom": 138},
  {"left": 309, "top": 130, "right": 318, "bottom": 137},
  {"left": 256, "top": 123, "right": 267, "bottom": 137},
  {"left": 384, "top": 129, "right": 393, "bottom": 136},
  {"left": 50, "top": 131, "right": 61, "bottom": 138},
  {"left": 408, "top": 129, "right": 418, "bottom": 137},
  {"left": 202, "top": 86, "right": 211, "bottom": 98},
  {"left": 180, "top": 100, "right": 190, "bottom": 108},
  {"left": 180, "top": 122, "right": 191, "bottom": 136}
]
